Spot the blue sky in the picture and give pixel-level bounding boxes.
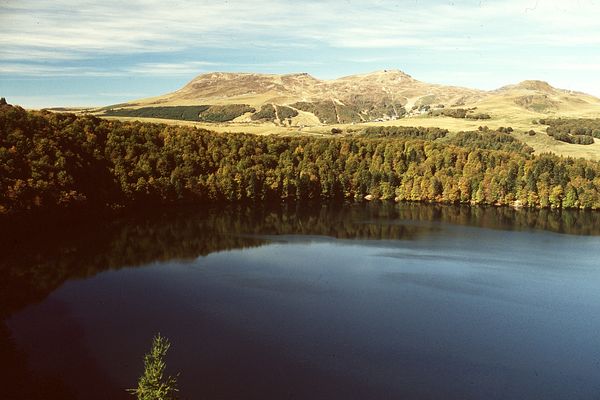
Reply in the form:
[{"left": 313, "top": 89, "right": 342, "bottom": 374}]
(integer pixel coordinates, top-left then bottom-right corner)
[{"left": 1, "top": 0, "right": 600, "bottom": 108}]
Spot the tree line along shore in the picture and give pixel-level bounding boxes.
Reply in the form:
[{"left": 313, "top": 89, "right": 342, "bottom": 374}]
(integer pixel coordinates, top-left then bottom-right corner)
[{"left": 2, "top": 102, "right": 600, "bottom": 215}]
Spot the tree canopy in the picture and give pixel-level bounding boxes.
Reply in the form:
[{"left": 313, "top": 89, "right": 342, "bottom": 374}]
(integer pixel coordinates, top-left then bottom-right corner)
[{"left": 2, "top": 103, "right": 600, "bottom": 214}]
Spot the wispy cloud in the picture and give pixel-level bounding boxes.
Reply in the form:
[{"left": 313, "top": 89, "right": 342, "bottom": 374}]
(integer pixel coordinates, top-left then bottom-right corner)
[
  {"left": 0, "top": 0, "right": 308, "bottom": 61},
  {"left": 0, "top": 63, "right": 122, "bottom": 77},
  {"left": 2, "top": 0, "right": 600, "bottom": 104},
  {"left": 3, "top": 0, "right": 600, "bottom": 63},
  {"left": 124, "top": 60, "right": 324, "bottom": 76},
  {"left": 125, "top": 61, "right": 222, "bottom": 76}
]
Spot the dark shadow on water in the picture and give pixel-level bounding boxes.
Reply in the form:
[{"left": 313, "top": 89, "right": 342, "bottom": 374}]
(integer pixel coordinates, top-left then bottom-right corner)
[
  {"left": 4, "top": 299, "right": 130, "bottom": 400},
  {"left": 1, "top": 201, "right": 600, "bottom": 398},
  {"left": 2, "top": 202, "right": 599, "bottom": 316}
]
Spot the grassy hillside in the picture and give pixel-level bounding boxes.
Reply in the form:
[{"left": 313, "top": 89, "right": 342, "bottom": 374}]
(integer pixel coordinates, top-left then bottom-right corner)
[{"left": 84, "top": 70, "right": 600, "bottom": 160}]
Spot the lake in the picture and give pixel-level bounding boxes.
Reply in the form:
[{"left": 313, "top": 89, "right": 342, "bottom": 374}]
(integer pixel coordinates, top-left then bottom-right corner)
[{"left": 2, "top": 203, "right": 600, "bottom": 399}]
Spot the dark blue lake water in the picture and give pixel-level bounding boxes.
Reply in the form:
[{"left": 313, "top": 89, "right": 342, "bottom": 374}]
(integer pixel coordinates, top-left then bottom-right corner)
[{"left": 2, "top": 204, "right": 600, "bottom": 399}]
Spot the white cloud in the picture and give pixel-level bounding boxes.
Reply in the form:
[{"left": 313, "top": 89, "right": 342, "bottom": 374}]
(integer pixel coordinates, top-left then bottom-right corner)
[
  {"left": 125, "top": 61, "right": 221, "bottom": 75},
  {"left": 1, "top": 0, "right": 600, "bottom": 99},
  {"left": 2, "top": 0, "right": 600, "bottom": 63},
  {"left": 0, "top": 0, "right": 306, "bottom": 61},
  {"left": 124, "top": 60, "right": 323, "bottom": 75},
  {"left": 0, "top": 59, "right": 325, "bottom": 78},
  {"left": 0, "top": 63, "right": 122, "bottom": 77}
]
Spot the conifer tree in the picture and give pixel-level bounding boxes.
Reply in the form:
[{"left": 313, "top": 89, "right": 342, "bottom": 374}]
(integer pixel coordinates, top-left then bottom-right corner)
[{"left": 129, "top": 334, "right": 179, "bottom": 400}]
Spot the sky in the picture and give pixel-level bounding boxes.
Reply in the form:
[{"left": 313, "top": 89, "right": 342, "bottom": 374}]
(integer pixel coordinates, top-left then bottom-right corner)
[{"left": 1, "top": 0, "right": 600, "bottom": 108}]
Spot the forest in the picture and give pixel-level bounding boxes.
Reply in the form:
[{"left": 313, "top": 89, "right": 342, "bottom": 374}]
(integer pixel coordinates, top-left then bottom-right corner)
[
  {"left": 104, "top": 105, "right": 210, "bottom": 121},
  {"left": 428, "top": 107, "right": 491, "bottom": 120},
  {"left": 104, "top": 104, "right": 255, "bottom": 122},
  {"left": 2, "top": 102, "right": 600, "bottom": 215},
  {"left": 542, "top": 118, "right": 600, "bottom": 145}
]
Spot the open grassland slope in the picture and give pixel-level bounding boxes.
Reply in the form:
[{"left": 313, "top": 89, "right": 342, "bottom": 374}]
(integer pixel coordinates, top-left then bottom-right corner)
[{"left": 80, "top": 70, "right": 600, "bottom": 160}]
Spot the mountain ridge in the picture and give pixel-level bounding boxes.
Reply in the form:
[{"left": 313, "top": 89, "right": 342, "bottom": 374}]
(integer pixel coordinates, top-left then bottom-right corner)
[
  {"left": 122, "top": 69, "right": 599, "bottom": 107},
  {"left": 102, "top": 69, "right": 600, "bottom": 130}
]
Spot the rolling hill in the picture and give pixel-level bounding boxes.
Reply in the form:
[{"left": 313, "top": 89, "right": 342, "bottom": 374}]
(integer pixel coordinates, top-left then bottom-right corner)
[
  {"left": 105, "top": 70, "right": 487, "bottom": 124},
  {"left": 97, "top": 69, "right": 600, "bottom": 159}
]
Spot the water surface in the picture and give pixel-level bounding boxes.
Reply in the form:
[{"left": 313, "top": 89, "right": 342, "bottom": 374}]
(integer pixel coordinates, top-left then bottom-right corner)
[{"left": 2, "top": 204, "right": 600, "bottom": 399}]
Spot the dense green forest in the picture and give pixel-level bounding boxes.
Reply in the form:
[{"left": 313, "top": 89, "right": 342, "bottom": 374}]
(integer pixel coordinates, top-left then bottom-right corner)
[
  {"left": 2, "top": 103, "right": 600, "bottom": 214},
  {"left": 542, "top": 118, "right": 600, "bottom": 145},
  {"left": 361, "top": 126, "right": 448, "bottom": 140},
  {"left": 104, "top": 100, "right": 407, "bottom": 125},
  {"left": 446, "top": 129, "right": 534, "bottom": 154},
  {"left": 104, "top": 105, "right": 210, "bottom": 121},
  {"left": 104, "top": 104, "right": 255, "bottom": 122},
  {"left": 428, "top": 107, "right": 491, "bottom": 120}
]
